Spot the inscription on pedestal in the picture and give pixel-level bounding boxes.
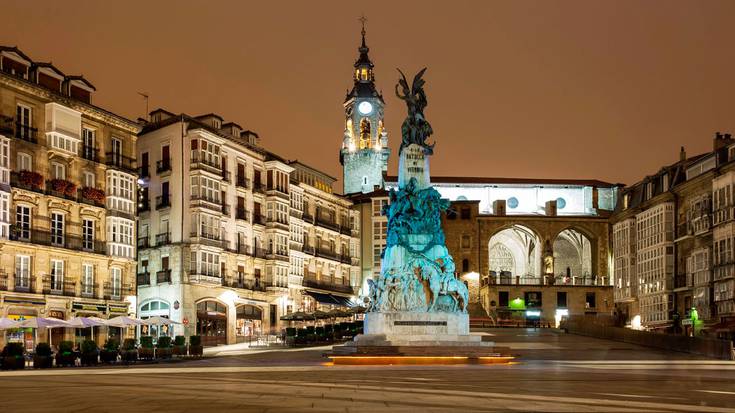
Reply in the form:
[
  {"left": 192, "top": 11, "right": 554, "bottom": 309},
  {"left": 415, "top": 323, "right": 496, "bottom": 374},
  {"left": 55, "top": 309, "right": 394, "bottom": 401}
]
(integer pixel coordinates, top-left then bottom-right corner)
[{"left": 393, "top": 321, "right": 447, "bottom": 326}]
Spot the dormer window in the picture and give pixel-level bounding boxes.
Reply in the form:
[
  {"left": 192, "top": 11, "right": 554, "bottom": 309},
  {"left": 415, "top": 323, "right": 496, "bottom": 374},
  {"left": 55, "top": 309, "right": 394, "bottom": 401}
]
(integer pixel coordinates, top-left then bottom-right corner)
[{"left": 213, "top": 119, "right": 221, "bottom": 129}]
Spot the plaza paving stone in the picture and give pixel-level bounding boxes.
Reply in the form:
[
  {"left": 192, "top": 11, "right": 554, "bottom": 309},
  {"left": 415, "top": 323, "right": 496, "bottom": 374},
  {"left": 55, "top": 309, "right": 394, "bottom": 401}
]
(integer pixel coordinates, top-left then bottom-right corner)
[{"left": 1, "top": 328, "right": 733, "bottom": 412}]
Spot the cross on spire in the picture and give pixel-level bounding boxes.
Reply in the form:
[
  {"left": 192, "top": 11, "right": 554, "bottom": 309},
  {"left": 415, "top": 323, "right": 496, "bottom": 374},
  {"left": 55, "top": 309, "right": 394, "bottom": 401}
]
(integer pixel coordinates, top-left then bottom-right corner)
[{"left": 359, "top": 14, "right": 368, "bottom": 37}]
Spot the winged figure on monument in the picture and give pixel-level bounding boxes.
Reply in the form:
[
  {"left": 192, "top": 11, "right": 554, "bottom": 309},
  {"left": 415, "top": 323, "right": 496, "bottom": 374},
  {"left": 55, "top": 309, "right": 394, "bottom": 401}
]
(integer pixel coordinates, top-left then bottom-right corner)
[{"left": 395, "top": 68, "right": 435, "bottom": 155}]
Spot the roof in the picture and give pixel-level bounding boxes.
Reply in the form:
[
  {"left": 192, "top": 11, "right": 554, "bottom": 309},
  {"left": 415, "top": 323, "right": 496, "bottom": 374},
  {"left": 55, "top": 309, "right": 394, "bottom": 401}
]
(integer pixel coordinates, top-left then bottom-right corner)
[
  {"left": 385, "top": 175, "right": 620, "bottom": 188},
  {"left": 65, "top": 75, "right": 96, "bottom": 91},
  {"left": 32, "top": 62, "right": 65, "bottom": 78},
  {"left": 288, "top": 160, "right": 338, "bottom": 182},
  {"left": 222, "top": 121, "right": 242, "bottom": 129},
  {"left": 0, "top": 46, "right": 33, "bottom": 63},
  {"left": 149, "top": 108, "right": 176, "bottom": 117},
  {"left": 194, "top": 113, "right": 224, "bottom": 121}
]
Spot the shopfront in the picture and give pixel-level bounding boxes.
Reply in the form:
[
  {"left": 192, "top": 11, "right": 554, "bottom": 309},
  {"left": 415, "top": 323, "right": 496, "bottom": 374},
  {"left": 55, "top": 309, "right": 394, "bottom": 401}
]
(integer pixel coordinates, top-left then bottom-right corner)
[
  {"left": 139, "top": 300, "right": 172, "bottom": 338},
  {"left": 6, "top": 310, "right": 37, "bottom": 351},
  {"left": 196, "top": 300, "right": 227, "bottom": 346},
  {"left": 236, "top": 304, "right": 263, "bottom": 342},
  {"left": 72, "top": 302, "right": 108, "bottom": 343}
]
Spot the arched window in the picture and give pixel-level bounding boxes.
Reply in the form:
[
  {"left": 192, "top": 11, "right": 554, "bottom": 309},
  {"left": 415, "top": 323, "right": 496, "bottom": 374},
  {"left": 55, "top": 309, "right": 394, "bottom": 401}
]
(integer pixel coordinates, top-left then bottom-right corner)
[{"left": 139, "top": 300, "right": 172, "bottom": 338}]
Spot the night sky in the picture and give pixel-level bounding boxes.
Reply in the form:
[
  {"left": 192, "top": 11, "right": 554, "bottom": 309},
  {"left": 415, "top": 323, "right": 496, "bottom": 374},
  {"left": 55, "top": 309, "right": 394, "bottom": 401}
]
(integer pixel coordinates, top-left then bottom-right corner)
[{"left": 3, "top": 1, "right": 735, "bottom": 191}]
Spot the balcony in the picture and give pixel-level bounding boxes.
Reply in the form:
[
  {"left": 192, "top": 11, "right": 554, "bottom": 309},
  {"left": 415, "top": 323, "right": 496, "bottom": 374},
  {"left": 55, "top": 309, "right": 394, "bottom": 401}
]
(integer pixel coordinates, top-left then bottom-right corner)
[
  {"left": 253, "top": 214, "right": 266, "bottom": 226},
  {"left": 137, "top": 236, "right": 150, "bottom": 249},
  {"left": 236, "top": 175, "right": 249, "bottom": 189},
  {"left": 266, "top": 249, "right": 290, "bottom": 262},
  {"left": 221, "top": 170, "right": 232, "bottom": 183},
  {"left": 46, "top": 179, "right": 78, "bottom": 201},
  {"left": 106, "top": 152, "right": 137, "bottom": 175},
  {"left": 15, "top": 122, "right": 38, "bottom": 143},
  {"left": 138, "top": 165, "right": 150, "bottom": 179},
  {"left": 253, "top": 181, "right": 265, "bottom": 194},
  {"left": 156, "top": 158, "right": 172, "bottom": 174},
  {"left": 10, "top": 171, "right": 44, "bottom": 193},
  {"left": 251, "top": 247, "right": 267, "bottom": 259},
  {"left": 80, "top": 283, "right": 97, "bottom": 299},
  {"left": 302, "top": 212, "right": 314, "bottom": 223},
  {"left": 236, "top": 207, "right": 250, "bottom": 221},
  {"left": 156, "top": 269, "right": 172, "bottom": 284},
  {"left": 80, "top": 145, "right": 100, "bottom": 163},
  {"left": 265, "top": 186, "right": 289, "bottom": 200},
  {"left": 0, "top": 271, "right": 7, "bottom": 291},
  {"left": 266, "top": 218, "right": 289, "bottom": 231},
  {"left": 104, "top": 282, "right": 132, "bottom": 300},
  {"left": 339, "top": 225, "right": 353, "bottom": 236},
  {"left": 156, "top": 194, "right": 171, "bottom": 210},
  {"left": 221, "top": 203, "right": 231, "bottom": 216},
  {"left": 12, "top": 274, "right": 35, "bottom": 293},
  {"left": 137, "top": 272, "right": 151, "bottom": 286},
  {"left": 190, "top": 231, "right": 222, "bottom": 248},
  {"left": 190, "top": 195, "right": 225, "bottom": 214},
  {"left": 189, "top": 273, "right": 222, "bottom": 285},
  {"left": 10, "top": 229, "right": 106, "bottom": 255},
  {"left": 155, "top": 232, "right": 171, "bottom": 246},
  {"left": 190, "top": 153, "right": 221, "bottom": 174},
  {"left": 303, "top": 275, "right": 355, "bottom": 295},
  {"left": 486, "top": 274, "right": 609, "bottom": 286},
  {"left": 675, "top": 273, "right": 692, "bottom": 289},
  {"left": 78, "top": 187, "right": 106, "bottom": 208},
  {"left": 315, "top": 248, "right": 339, "bottom": 262},
  {"left": 42, "top": 276, "right": 76, "bottom": 296},
  {"left": 0, "top": 115, "right": 13, "bottom": 137},
  {"left": 225, "top": 275, "right": 267, "bottom": 292},
  {"left": 315, "top": 217, "right": 340, "bottom": 232}
]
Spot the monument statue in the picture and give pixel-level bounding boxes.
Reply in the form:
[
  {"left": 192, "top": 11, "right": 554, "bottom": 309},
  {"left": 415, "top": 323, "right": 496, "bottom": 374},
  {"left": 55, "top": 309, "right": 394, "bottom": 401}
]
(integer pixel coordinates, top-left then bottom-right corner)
[
  {"left": 395, "top": 68, "right": 435, "bottom": 155},
  {"left": 366, "top": 68, "right": 469, "bottom": 316}
]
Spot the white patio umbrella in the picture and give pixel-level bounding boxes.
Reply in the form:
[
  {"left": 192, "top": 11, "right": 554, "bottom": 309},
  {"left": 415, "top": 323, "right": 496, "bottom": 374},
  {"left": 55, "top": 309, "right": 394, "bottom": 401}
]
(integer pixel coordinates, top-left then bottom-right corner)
[
  {"left": 66, "top": 317, "right": 107, "bottom": 342},
  {"left": 0, "top": 317, "right": 20, "bottom": 329},
  {"left": 105, "top": 316, "right": 146, "bottom": 341},
  {"left": 143, "top": 316, "right": 181, "bottom": 338},
  {"left": 18, "top": 317, "right": 70, "bottom": 347}
]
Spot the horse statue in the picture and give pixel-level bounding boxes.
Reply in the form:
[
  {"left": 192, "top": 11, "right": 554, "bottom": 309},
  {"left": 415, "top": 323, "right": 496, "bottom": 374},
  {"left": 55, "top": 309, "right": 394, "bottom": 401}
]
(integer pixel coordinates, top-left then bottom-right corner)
[{"left": 443, "top": 276, "right": 469, "bottom": 313}]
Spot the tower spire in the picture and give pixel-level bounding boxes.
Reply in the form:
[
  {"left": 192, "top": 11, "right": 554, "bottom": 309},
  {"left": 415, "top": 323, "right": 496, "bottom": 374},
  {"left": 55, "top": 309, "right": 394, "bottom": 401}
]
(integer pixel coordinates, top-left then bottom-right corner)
[{"left": 359, "top": 14, "right": 368, "bottom": 49}]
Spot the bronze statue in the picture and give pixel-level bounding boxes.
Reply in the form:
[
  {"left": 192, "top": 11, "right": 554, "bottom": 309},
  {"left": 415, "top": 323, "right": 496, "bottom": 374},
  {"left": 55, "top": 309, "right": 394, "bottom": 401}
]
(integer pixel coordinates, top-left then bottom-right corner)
[{"left": 395, "top": 68, "right": 435, "bottom": 155}]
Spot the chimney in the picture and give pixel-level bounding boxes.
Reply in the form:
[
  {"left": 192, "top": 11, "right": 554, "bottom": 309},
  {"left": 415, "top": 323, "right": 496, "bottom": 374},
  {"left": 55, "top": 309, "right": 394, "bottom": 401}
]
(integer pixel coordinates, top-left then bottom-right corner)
[
  {"left": 679, "top": 146, "right": 686, "bottom": 161},
  {"left": 714, "top": 131, "right": 734, "bottom": 151}
]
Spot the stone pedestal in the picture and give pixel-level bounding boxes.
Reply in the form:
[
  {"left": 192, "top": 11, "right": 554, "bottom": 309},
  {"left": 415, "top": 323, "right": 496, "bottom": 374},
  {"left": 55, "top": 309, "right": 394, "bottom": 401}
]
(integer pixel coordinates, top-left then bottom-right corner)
[
  {"left": 398, "top": 144, "right": 431, "bottom": 189},
  {"left": 365, "top": 311, "right": 469, "bottom": 337}
]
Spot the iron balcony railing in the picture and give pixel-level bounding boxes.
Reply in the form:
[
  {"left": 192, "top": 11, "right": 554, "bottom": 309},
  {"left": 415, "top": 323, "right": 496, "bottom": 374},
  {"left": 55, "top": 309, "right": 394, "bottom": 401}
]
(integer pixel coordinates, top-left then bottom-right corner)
[
  {"left": 10, "top": 229, "right": 106, "bottom": 255},
  {"left": 155, "top": 232, "right": 171, "bottom": 246},
  {"left": 42, "top": 276, "right": 76, "bottom": 296},
  {"left": 80, "top": 145, "right": 100, "bottom": 162},
  {"left": 156, "top": 158, "right": 172, "bottom": 174},
  {"left": 221, "top": 170, "right": 232, "bottom": 183},
  {"left": 302, "top": 275, "right": 355, "bottom": 295},
  {"left": 104, "top": 282, "right": 132, "bottom": 300},
  {"left": 137, "top": 236, "right": 151, "bottom": 249},
  {"left": 224, "top": 275, "right": 268, "bottom": 292},
  {"left": 12, "top": 273, "right": 35, "bottom": 293},
  {"left": 80, "top": 283, "right": 97, "bottom": 298},
  {"left": 190, "top": 153, "right": 222, "bottom": 173},
  {"left": 236, "top": 176, "right": 249, "bottom": 189},
  {"left": 15, "top": 122, "right": 38, "bottom": 143},
  {"left": 236, "top": 207, "right": 250, "bottom": 221},
  {"left": 156, "top": 269, "right": 172, "bottom": 284},
  {"left": 137, "top": 272, "right": 151, "bottom": 286},
  {"left": 156, "top": 194, "right": 171, "bottom": 209},
  {"left": 106, "top": 152, "right": 136, "bottom": 174}
]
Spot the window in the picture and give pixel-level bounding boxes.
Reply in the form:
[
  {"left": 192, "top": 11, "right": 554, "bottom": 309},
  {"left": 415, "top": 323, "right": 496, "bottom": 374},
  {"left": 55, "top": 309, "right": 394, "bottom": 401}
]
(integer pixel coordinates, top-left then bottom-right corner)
[
  {"left": 82, "top": 127, "right": 95, "bottom": 150},
  {"left": 83, "top": 171, "right": 95, "bottom": 188},
  {"left": 17, "top": 152, "right": 31, "bottom": 171},
  {"left": 107, "top": 217, "right": 134, "bottom": 258},
  {"left": 50, "top": 259, "right": 64, "bottom": 290},
  {"left": 50, "top": 212, "right": 64, "bottom": 246},
  {"left": 557, "top": 291, "right": 567, "bottom": 308},
  {"left": 111, "top": 137, "right": 122, "bottom": 157},
  {"left": 82, "top": 263, "right": 94, "bottom": 294},
  {"left": 51, "top": 162, "right": 65, "bottom": 180},
  {"left": 110, "top": 267, "right": 122, "bottom": 297},
  {"left": 461, "top": 234, "right": 470, "bottom": 249},
  {"left": 16, "top": 104, "right": 32, "bottom": 139},
  {"left": 585, "top": 292, "right": 596, "bottom": 309},
  {"left": 15, "top": 255, "right": 31, "bottom": 287},
  {"left": 498, "top": 291, "right": 509, "bottom": 307},
  {"left": 83, "top": 219, "right": 94, "bottom": 250},
  {"left": 106, "top": 171, "right": 135, "bottom": 213},
  {"left": 192, "top": 250, "right": 220, "bottom": 277},
  {"left": 524, "top": 291, "right": 542, "bottom": 308},
  {"left": 15, "top": 205, "right": 30, "bottom": 239},
  {"left": 462, "top": 259, "right": 469, "bottom": 273}
]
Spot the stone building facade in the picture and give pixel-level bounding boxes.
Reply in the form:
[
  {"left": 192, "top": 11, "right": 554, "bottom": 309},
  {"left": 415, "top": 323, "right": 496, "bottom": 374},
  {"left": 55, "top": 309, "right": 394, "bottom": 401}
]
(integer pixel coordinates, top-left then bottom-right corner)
[
  {"left": 0, "top": 46, "right": 140, "bottom": 349},
  {"left": 136, "top": 110, "right": 359, "bottom": 345}
]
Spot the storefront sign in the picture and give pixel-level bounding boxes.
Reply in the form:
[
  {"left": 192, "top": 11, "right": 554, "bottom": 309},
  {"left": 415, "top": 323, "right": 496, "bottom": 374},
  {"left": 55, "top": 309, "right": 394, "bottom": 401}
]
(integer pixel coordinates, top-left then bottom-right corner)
[
  {"left": 47, "top": 310, "right": 65, "bottom": 319},
  {"left": 109, "top": 305, "right": 128, "bottom": 314},
  {"left": 237, "top": 297, "right": 268, "bottom": 306},
  {"left": 73, "top": 302, "right": 107, "bottom": 313}
]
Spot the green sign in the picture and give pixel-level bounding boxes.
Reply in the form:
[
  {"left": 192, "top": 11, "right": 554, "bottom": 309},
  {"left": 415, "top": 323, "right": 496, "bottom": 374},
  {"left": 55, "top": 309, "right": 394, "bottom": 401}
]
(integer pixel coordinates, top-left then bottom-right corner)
[{"left": 509, "top": 297, "right": 526, "bottom": 310}]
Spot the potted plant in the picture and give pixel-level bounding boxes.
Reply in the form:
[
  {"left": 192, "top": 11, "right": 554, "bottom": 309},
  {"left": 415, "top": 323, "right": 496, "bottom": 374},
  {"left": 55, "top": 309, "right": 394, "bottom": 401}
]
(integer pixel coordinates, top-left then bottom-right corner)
[
  {"left": 156, "top": 336, "right": 172, "bottom": 359},
  {"left": 100, "top": 339, "right": 119, "bottom": 364},
  {"left": 139, "top": 336, "right": 154, "bottom": 360},
  {"left": 80, "top": 340, "right": 98, "bottom": 366},
  {"left": 189, "top": 335, "right": 203, "bottom": 357},
  {"left": 172, "top": 335, "right": 186, "bottom": 356},
  {"left": 1, "top": 343, "right": 26, "bottom": 370},
  {"left": 55, "top": 341, "right": 76, "bottom": 367},
  {"left": 33, "top": 342, "right": 52, "bottom": 369},
  {"left": 120, "top": 338, "right": 137, "bottom": 363},
  {"left": 81, "top": 187, "right": 105, "bottom": 202},
  {"left": 19, "top": 170, "right": 43, "bottom": 189}
]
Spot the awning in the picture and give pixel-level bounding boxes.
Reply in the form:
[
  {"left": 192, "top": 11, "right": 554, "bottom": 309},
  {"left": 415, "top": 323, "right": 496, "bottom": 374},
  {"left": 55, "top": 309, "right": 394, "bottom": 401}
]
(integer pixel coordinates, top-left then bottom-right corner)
[{"left": 305, "top": 291, "right": 353, "bottom": 307}]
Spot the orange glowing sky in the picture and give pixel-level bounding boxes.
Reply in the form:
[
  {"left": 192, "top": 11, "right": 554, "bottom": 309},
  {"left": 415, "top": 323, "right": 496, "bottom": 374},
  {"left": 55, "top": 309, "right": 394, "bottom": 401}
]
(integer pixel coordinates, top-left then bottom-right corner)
[{"left": 3, "top": 1, "right": 735, "bottom": 191}]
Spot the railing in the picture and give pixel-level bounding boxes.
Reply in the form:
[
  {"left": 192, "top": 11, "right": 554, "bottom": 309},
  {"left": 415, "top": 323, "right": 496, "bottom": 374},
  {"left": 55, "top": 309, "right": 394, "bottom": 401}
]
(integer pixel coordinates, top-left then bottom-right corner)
[
  {"left": 224, "top": 275, "right": 268, "bottom": 292},
  {"left": 253, "top": 214, "right": 266, "bottom": 226},
  {"left": 221, "top": 170, "right": 231, "bottom": 183},
  {"left": 236, "top": 176, "right": 249, "bottom": 189},
  {"left": 221, "top": 203, "right": 231, "bottom": 216},
  {"left": 236, "top": 207, "right": 250, "bottom": 221},
  {"left": 13, "top": 274, "right": 35, "bottom": 293},
  {"left": 302, "top": 275, "right": 355, "bottom": 294},
  {"left": 80, "top": 283, "right": 97, "bottom": 298},
  {"left": 315, "top": 248, "right": 339, "bottom": 261},
  {"left": 234, "top": 244, "right": 251, "bottom": 255},
  {"left": 0, "top": 115, "right": 13, "bottom": 136},
  {"left": 15, "top": 122, "right": 38, "bottom": 143},
  {"left": 104, "top": 282, "right": 132, "bottom": 300},
  {"left": 266, "top": 249, "right": 290, "bottom": 262},
  {"left": 251, "top": 247, "right": 267, "bottom": 259},
  {"left": 138, "top": 199, "right": 150, "bottom": 212},
  {"left": 80, "top": 145, "right": 100, "bottom": 162},
  {"left": 189, "top": 273, "right": 222, "bottom": 285},
  {"left": 138, "top": 165, "right": 150, "bottom": 179},
  {"left": 42, "top": 276, "right": 76, "bottom": 296},
  {"left": 0, "top": 271, "right": 7, "bottom": 291},
  {"left": 675, "top": 273, "right": 691, "bottom": 289},
  {"left": 190, "top": 153, "right": 222, "bottom": 173},
  {"left": 339, "top": 225, "right": 353, "bottom": 235},
  {"left": 156, "top": 195, "right": 171, "bottom": 209},
  {"left": 137, "top": 272, "right": 151, "bottom": 286},
  {"left": 156, "top": 269, "right": 172, "bottom": 284},
  {"left": 302, "top": 212, "right": 314, "bottom": 223},
  {"left": 78, "top": 187, "right": 106, "bottom": 208},
  {"left": 137, "top": 236, "right": 150, "bottom": 249},
  {"left": 485, "top": 274, "right": 609, "bottom": 286},
  {"left": 106, "top": 151, "right": 136, "bottom": 174},
  {"left": 190, "top": 195, "right": 225, "bottom": 213},
  {"left": 315, "top": 217, "right": 340, "bottom": 232},
  {"left": 156, "top": 158, "right": 172, "bottom": 174},
  {"left": 10, "top": 229, "right": 106, "bottom": 254},
  {"left": 155, "top": 232, "right": 171, "bottom": 246},
  {"left": 45, "top": 179, "right": 77, "bottom": 201},
  {"left": 10, "top": 171, "right": 44, "bottom": 193},
  {"left": 253, "top": 181, "right": 265, "bottom": 193}
]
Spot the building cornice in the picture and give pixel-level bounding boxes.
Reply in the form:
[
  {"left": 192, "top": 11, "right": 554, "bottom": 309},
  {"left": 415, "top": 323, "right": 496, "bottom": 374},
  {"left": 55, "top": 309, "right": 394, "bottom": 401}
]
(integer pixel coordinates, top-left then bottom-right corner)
[{"left": 0, "top": 73, "right": 140, "bottom": 134}]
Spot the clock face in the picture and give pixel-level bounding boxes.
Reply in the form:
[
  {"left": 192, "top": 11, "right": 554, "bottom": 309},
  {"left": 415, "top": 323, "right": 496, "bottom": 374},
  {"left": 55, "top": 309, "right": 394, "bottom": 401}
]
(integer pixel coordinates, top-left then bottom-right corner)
[{"left": 358, "top": 101, "right": 373, "bottom": 115}]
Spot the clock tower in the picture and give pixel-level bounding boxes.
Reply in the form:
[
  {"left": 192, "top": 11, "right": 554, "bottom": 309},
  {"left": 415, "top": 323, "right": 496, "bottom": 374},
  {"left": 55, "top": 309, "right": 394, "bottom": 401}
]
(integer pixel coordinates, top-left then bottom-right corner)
[{"left": 340, "top": 22, "right": 390, "bottom": 194}]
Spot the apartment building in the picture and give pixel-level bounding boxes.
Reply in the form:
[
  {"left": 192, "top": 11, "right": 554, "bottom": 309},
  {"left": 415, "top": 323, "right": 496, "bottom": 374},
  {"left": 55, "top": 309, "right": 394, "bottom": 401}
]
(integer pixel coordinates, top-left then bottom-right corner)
[
  {"left": 136, "top": 110, "right": 359, "bottom": 346},
  {"left": 0, "top": 46, "right": 140, "bottom": 349}
]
